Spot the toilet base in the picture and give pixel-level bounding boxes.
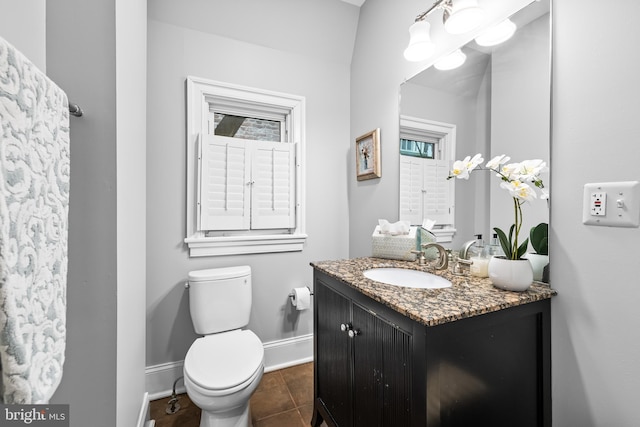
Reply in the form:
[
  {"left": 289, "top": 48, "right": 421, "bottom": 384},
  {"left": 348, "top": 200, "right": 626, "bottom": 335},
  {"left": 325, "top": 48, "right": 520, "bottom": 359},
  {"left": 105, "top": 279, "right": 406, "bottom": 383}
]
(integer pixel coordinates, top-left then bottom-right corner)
[{"left": 198, "top": 401, "right": 253, "bottom": 427}]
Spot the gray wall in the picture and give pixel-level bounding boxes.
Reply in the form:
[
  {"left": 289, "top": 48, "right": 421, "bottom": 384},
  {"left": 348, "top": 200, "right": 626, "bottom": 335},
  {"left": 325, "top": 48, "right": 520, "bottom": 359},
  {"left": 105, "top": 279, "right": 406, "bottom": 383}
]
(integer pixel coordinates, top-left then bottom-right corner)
[
  {"left": 0, "top": 0, "right": 46, "bottom": 71},
  {"left": 46, "top": 0, "right": 147, "bottom": 426},
  {"left": 551, "top": 0, "right": 640, "bottom": 425},
  {"left": 46, "top": 0, "right": 118, "bottom": 425},
  {"left": 146, "top": 0, "right": 355, "bottom": 369},
  {"left": 351, "top": 0, "right": 640, "bottom": 425}
]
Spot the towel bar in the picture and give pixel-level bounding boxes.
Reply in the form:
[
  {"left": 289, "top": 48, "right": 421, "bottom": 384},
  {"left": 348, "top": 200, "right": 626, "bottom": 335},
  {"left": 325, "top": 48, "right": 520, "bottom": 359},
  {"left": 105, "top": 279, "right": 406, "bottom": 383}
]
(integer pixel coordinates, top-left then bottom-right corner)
[{"left": 69, "top": 102, "right": 83, "bottom": 117}]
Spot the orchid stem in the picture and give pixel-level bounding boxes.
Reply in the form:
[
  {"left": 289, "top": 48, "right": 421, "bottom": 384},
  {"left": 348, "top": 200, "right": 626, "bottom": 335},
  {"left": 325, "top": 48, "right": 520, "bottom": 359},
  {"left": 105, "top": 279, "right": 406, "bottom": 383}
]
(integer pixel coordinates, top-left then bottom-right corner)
[{"left": 512, "top": 197, "right": 519, "bottom": 260}]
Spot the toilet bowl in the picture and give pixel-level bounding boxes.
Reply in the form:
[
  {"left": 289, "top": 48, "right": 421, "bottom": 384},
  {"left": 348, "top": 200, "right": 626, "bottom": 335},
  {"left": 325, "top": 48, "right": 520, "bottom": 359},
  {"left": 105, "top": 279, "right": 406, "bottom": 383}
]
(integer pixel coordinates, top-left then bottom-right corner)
[{"left": 184, "top": 330, "right": 265, "bottom": 427}]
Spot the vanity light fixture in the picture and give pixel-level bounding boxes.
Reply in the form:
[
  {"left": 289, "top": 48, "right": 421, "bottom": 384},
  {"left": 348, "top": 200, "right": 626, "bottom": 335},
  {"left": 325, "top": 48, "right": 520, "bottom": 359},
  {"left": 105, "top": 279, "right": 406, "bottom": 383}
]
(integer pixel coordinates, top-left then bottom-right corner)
[
  {"left": 404, "top": 20, "right": 435, "bottom": 62},
  {"left": 475, "top": 18, "right": 517, "bottom": 46},
  {"left": 443, "top": 0, "right": 485, "bottom": 35},
  {"left": 404, "top": 0, "right": 485, "bottom": 62},
  {"left": 433, "top": 48, "right": 467, "bottom": 70}
]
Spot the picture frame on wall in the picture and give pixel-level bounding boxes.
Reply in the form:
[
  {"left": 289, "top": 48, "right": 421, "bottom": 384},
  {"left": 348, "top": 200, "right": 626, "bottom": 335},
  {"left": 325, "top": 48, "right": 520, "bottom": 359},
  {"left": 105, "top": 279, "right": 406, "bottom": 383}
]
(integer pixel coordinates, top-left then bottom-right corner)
[{"left": 355, "top": 128, "right": 381, "bottom": 181}]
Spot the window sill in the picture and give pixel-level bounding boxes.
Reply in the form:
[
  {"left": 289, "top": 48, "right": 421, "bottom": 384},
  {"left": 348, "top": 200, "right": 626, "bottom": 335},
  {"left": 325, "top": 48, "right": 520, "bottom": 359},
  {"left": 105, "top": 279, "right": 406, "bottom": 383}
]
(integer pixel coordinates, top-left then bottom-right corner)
[
  {"left": 431, "top": 227, "right": 456, "bottom": 243},
  {"left": 184, "top": 233, "right": 308, "bottom": 257}
]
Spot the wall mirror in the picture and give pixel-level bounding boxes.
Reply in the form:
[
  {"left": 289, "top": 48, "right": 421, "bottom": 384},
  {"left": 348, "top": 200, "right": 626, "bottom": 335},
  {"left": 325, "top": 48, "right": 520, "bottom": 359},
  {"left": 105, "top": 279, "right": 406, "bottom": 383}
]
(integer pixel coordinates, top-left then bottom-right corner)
[{"left": 399, "top": 0, "right": 551, "bottom": 261}]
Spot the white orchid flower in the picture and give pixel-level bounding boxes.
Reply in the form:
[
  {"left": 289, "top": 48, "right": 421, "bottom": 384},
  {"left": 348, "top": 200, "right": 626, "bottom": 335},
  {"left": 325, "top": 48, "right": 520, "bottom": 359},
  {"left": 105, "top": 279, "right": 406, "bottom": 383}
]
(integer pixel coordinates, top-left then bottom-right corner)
[
  {"left": 518, "top": 159, "right": 547, "bottom": 182},
  {"left": 452, "top": 152, "right": 548, "bottom": 260},
  {"left": 499, "top": 162, "right": 522, "bottom": 180},
  {"left": 450, "top": 159, "right": 471, "bottom": 179},
  {"left": 500, "top": 180, "right": 537, "bottom": 202},
  {"left": 465, "top": 153, "right": 484, "bottom": 170},
  {"left": 486, "top": 155, "right": 510, "bottom": 170},
  {"left": 450, "top": 154, "right": 483, "bottom": 179}
]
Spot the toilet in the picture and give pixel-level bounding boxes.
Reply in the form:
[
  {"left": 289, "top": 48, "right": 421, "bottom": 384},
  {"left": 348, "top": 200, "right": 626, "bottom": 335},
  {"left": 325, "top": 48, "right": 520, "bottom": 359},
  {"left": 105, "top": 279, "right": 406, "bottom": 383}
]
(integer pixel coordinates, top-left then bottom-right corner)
[{"left": 184, "top": 266, "right": 265, "bottom": 427}]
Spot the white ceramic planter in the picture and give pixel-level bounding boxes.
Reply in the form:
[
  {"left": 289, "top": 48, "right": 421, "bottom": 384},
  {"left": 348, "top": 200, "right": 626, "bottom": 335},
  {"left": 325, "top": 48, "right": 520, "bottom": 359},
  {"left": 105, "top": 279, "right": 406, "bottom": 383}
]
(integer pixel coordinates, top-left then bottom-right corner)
[
  {"left": 488, "top": 257, "right": 533, "bottom": 292},
  {"left": 524, "top": 253, "right": 549, "bottom": 282}
]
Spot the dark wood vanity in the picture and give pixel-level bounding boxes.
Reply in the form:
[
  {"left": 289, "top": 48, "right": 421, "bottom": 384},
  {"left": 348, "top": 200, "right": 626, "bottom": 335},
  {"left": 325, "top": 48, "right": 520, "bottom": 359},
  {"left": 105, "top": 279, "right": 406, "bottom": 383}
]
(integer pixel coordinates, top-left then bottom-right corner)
[{"left": 311, "top": 258, "right": 555, "bottom": 427}]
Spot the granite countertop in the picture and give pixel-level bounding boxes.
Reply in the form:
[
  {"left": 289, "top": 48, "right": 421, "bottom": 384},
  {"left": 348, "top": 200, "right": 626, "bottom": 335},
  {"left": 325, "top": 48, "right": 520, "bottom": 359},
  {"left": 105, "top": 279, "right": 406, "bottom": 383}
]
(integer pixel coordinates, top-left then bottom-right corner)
[{"left": 311, "top": 257, "right": 557, "bottom": 327}]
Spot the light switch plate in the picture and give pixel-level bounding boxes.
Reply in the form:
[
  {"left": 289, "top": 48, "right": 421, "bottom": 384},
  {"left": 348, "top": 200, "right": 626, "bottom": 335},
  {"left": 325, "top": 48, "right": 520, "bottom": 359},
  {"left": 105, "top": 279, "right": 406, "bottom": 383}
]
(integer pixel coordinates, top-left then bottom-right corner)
[{"left": 583, "top": 181, "right": 640, "bottom": 227}]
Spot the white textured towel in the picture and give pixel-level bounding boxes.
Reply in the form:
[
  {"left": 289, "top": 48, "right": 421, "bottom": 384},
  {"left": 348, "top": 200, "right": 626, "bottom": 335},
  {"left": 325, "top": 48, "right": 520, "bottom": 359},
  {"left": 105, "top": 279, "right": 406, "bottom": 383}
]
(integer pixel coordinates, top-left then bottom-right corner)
[{"left": 0, "top": 36, "right": 69, "bottom": 404}]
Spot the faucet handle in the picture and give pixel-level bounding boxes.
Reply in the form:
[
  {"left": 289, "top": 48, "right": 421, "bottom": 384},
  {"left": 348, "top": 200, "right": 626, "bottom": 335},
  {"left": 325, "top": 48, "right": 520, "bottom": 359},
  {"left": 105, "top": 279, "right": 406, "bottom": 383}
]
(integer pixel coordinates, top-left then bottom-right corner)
[
  {"left": 455, "top": 258, "right": 473, "bottom": 275},
  {"left": 411, "top": 249, "right": 427, "bottom": 265}
]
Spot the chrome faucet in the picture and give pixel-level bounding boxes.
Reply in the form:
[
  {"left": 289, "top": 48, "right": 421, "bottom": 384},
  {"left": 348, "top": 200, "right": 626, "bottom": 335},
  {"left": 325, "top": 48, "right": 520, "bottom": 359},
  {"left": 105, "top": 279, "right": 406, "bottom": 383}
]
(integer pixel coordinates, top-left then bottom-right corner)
[
  {"left": 421, "top": 243, "right": 448, "bottom": 270},
  {"left": 459, "top": 239, "right": 477, "bottom": 260}
]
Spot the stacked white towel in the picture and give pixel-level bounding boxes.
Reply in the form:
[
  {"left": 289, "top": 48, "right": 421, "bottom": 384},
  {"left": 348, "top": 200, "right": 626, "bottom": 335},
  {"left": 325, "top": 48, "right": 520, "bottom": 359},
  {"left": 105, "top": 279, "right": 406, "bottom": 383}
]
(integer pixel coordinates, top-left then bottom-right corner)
[{"left": 0, "top": 36, "right": 69, "bottom": 404}]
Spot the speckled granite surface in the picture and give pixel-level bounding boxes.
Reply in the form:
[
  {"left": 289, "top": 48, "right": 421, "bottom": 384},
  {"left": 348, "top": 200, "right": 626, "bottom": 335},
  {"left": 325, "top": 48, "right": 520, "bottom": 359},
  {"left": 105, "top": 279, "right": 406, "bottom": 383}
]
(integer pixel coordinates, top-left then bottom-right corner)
[{"left": 311, "top": 257, "right": 557, "bottom": 327}]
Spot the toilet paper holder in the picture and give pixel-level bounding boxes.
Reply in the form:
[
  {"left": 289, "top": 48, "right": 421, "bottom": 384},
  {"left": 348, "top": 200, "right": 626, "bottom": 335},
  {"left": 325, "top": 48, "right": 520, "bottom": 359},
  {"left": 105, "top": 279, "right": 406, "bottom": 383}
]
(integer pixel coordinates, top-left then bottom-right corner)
[{"left": 288, "top": 286, "right": 314, "bottom": 300}]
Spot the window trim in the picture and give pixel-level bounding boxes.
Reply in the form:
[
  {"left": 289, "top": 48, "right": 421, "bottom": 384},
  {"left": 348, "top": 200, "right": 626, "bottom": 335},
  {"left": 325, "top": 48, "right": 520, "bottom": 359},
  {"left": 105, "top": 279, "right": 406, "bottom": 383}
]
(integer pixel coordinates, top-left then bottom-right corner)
[{"left": 185, "top": 76, "right": 306, "bottom": 257}]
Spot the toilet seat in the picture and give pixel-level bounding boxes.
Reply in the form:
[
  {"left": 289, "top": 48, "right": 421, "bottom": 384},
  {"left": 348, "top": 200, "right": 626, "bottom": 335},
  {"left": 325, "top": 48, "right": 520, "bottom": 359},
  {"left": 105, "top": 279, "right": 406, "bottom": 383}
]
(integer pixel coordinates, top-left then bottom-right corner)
[{"left": 184, "top": 329, "right": 264, "bottom": 392}]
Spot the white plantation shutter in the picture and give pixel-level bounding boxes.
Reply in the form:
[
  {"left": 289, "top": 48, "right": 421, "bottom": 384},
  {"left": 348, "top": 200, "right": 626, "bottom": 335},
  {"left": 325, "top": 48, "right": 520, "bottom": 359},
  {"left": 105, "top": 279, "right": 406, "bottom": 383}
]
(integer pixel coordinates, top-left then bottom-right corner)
[
  {"left": 198, "top": 135, "right": 296, "bottom": 231},
  {"left": 251, "top": 142, "right": 296, "bottom": 229},
  {"left": 399, "top": 156, "right": 454, "bottom": 226},
  {"left": 199, "top": 135, "right": 251, "bottom": 230},
  {"left": 399, "top": 156, "right": 424, "bottom": 225},
  {"left": 423, "top": 159, "right": 453, "bottom": 224}
]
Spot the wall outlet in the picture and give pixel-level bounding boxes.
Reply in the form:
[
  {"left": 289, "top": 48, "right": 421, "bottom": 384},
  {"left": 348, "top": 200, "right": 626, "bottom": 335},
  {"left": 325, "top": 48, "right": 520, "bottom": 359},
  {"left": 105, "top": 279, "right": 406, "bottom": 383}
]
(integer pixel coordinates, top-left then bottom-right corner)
[
  {"left": 589, "top": 192, "right": 606, "bottom": 216},
  {"left": 583, "top": 181, "right": 640, "bottom": 227}
]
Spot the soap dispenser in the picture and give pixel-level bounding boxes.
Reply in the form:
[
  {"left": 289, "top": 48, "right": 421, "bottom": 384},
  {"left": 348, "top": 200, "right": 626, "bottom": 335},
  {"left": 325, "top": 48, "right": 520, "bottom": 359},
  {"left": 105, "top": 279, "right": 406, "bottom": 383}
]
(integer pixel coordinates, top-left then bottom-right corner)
[
  {"left": 469, "top": 234, "right": 490, "bottom": 278},
  {"left": 489, "top": 233, "right": 503, "bottom": 258}
]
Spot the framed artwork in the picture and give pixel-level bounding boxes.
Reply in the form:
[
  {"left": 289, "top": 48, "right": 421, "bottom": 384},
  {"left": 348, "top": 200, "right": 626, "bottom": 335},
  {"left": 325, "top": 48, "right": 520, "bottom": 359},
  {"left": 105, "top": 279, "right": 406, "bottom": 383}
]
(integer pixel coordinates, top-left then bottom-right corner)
[{"left": 355, "top": 128, "right": 381, "bottom": 181}]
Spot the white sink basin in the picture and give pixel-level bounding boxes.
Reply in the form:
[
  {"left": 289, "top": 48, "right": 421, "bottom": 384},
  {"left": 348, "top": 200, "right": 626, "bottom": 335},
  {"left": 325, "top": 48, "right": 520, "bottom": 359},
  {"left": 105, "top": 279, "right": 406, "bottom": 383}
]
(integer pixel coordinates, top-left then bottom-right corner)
[{"left": 363, "top": 268, "right": 452, "bottom": 289}]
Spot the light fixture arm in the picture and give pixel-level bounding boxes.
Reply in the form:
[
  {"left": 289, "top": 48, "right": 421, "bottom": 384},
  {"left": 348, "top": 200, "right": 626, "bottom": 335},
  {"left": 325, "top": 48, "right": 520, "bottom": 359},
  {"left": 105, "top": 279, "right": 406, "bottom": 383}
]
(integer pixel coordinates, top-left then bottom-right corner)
[{"left": 414, "top": 0, "right": 452, "bottom": 23}]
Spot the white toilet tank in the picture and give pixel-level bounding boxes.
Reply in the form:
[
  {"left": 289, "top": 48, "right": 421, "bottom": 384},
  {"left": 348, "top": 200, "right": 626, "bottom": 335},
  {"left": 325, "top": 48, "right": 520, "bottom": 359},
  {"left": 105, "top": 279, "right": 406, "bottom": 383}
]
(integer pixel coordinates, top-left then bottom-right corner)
[{"left": 188, "top": 266, "right": 252, "bottom": 335}]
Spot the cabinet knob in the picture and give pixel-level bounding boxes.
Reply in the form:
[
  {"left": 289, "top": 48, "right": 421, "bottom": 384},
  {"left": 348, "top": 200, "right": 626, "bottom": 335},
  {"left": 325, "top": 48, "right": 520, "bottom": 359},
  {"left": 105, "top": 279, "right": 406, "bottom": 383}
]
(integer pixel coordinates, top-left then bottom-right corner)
[
  {"left": 340, "top": 323, "right": 352, "bottom": 332},
  {"left": 348, "top": 329, "right": 361, "bottom": 338}
]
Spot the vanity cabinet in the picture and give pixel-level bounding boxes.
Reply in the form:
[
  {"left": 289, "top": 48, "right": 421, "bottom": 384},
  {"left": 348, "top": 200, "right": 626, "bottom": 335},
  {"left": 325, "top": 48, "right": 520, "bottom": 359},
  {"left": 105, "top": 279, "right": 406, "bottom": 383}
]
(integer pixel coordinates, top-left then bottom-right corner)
[
  {"left": 311, "top": 269, "right": 552, "bottom": 427},
  {"left": 313, "top": 273, "right": 413, "bottom": 427}
]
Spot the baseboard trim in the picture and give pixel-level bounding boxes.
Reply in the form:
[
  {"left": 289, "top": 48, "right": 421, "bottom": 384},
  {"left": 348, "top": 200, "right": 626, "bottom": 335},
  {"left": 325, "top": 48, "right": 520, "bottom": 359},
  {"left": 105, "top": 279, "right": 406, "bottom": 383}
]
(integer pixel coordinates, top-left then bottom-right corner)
[
  {"left": 146, "top": 361, "right": 185, "bottom": 401},
  {"left": 146, "top": 333, "right": 313, "bottom": 400},
  {"left": 136, "top": 392, "right": 151, "bottom": 427},
  {"left": 263, "top": 333, "right": 313, "bottom": 373}
]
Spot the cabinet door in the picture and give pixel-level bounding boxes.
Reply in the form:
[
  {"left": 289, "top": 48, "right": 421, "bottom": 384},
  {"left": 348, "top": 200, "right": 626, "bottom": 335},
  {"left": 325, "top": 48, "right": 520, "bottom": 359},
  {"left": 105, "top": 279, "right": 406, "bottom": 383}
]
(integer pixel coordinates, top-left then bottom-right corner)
[
  {"left": 352, "top": 303, "right": 412, "bottom": 427},
  {"left": 315, "top": 281, "right": 352, "bottom": 427}
]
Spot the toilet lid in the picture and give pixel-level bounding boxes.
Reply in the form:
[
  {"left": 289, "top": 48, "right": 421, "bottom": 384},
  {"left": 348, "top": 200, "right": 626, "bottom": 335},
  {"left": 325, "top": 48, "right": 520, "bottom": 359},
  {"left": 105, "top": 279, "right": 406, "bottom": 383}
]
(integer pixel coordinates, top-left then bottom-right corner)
[{"left": 184, "top": 330, "right": 264, "bottom": 390}]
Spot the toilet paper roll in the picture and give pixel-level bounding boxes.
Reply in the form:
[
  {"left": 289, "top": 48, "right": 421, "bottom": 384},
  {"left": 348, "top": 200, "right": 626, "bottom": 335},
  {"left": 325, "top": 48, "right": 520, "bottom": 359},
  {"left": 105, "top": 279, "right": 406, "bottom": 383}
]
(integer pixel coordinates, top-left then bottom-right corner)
[{"left": 291, "top": 287, "right": 311, "bottom": 311}]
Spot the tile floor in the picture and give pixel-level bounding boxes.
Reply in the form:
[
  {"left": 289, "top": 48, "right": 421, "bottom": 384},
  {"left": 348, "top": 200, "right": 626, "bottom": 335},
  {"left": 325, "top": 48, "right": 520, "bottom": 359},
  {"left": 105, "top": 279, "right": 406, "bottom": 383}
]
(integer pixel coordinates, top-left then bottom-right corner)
[{"left": 150, "top": 362, "right": 321, "bottom": 427}]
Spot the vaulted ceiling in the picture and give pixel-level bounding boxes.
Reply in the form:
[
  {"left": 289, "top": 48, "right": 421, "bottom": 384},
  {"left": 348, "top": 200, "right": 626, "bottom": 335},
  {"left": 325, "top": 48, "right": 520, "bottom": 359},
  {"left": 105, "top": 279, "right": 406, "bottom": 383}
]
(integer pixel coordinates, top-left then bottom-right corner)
[{"left": 148, "top": 0, "right": 361, "bottom": 65}]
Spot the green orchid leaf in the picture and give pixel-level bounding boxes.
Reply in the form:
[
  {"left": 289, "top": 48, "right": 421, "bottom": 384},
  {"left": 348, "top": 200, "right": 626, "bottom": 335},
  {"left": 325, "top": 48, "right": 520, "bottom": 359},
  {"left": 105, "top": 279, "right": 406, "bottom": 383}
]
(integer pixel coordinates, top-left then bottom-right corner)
[
  {"left": 538, "top": 236, "right": 549, "bottom": 255},
  {"left": 517, "top": 238, "right": 529, "bottom": 259},
  {"left": 493, "top": 227, "right": 512, "bottom": 259},
  {"left": 529, "top": 223, "right": 549, "bottom": 255}
]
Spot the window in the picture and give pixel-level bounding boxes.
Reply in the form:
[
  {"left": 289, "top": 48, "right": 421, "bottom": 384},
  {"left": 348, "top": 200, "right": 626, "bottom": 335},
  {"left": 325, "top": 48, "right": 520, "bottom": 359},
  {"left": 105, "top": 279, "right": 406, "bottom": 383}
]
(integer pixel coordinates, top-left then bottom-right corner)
[
  {"left": 185, "top": 77, "right": 306, "bottom": 256},
  {"left": 399, "top": 116, "right": 456, "bottom": 242},
  {"left": 399, "top": 138, "right": 435, "bottom": 158}
]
